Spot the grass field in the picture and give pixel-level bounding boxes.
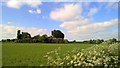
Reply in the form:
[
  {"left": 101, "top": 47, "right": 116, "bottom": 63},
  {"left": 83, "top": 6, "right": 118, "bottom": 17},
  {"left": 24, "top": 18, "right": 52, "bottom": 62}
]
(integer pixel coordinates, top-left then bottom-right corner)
[{"left": 2, "top": 43, "right": 92, "bottom": 66}]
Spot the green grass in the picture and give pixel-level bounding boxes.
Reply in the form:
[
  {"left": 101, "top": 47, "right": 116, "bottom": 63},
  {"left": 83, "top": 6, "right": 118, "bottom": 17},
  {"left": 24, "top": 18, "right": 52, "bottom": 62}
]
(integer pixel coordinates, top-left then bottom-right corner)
[{"left": 2, "top": 43, "right": 92, "bottom": 66}]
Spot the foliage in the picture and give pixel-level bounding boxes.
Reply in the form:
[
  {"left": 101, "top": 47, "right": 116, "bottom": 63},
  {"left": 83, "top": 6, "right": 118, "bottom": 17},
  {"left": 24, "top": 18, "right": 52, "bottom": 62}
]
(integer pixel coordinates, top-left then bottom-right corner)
[
  {"left": 21, "top": 32, "right": 31, "bottom": 39},
  {"left": 17, "top": 30, "right": 31, "bottom": 39},
  {"left": 106, "top": 38, "right": 117, "bottom": 44},
  {"left": 44, "top": 43, "right": 118, "bottom": 67},
  {"left": 83, "top": 39, "right": 104, "bottom": 44},
  {"left": 14, "top": 30, "right": 67, "bottom": 43},
  {"left": 52, "top": 30, "right": 64, "bottom": 39},
  {"left": 40, "top": 34, "right": 48, "bottom": 43},
  {"left": 17, "top": 30, "right": 22, "bottom": 39},
  {"left": 1, "top": 39, "right": 16, "bottom": 42}
]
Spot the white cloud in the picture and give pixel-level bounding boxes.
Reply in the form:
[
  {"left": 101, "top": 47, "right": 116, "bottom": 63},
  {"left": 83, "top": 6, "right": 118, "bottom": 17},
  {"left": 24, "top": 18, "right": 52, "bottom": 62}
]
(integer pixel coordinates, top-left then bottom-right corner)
[
  {"left": 62, "top": 19, "right": 118, "bottom": 41},
  {"left": 0, "top": 32, "right": 17, "bottom": 40},
  {"left": 60, "top": 19, "right": 89, "bottom": 30},
  {"left": 24, "top": 0, "right": 42, "bottom": 7},
  {"left": 0, "top": 24, "right": 17, "bottom": 33},
  {"left": 50, "top": 4, "right": 83, "bottom": 21},
  {"left": 67, "top": 19, "right": 118, "bottom": 35},
  {"left": 0, "top": 24, "right": 48, "bottom": 39},
  {"left": 87, "top": 8, "right": 98, "bottom": 17},
  {"left": 6, "top": 0, "right": 42, "bottom": 9},
  {"left": 66, "top": 32, "right": 118, "bottom": 41},
  {"left": 6, "top": 0, "right": 22, "bottom": 9},
  {"left": 28, "top": 9, "right": 41, "bottom": 14}
]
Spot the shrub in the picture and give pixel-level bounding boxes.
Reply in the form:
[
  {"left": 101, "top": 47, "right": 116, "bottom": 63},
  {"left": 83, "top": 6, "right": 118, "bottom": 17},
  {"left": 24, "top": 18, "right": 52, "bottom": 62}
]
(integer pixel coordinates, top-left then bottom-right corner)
[{"left": 44, "top": 43, "right": 118, "bottom": 67}]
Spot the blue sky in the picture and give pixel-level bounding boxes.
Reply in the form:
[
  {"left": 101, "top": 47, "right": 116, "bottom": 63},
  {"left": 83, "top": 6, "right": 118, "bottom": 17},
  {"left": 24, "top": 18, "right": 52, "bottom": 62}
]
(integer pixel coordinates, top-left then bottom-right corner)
[{"left": 1, "top": 1, "right": 118, "bottom": 41}]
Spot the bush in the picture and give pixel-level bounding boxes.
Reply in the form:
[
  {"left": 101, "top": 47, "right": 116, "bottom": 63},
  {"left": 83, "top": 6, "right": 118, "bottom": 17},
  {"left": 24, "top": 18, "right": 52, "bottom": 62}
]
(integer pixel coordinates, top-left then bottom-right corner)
[{"left": 44, "top": 43, "right": 118, "bottom": 67}]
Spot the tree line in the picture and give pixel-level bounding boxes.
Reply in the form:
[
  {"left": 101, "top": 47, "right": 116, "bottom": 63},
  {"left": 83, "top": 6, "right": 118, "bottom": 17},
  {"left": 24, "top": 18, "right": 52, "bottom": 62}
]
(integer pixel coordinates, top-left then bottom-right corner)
[
  {"left": 1, "top": 29, "right": 118, "bottom": 44},
  {"left": 68, "top": 38, "right": 118, "bottom": 44},
  {"left": 82, "top": 38, "right": 117, "bottom": 44},
  {"left": 2, "top": 30, "right": 68, "bottom": 43}
]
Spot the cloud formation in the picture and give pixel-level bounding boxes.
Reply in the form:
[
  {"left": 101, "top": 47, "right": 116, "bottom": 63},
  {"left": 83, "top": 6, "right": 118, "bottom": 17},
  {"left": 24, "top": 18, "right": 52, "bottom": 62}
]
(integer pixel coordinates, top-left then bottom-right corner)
[
  {"left": 2, "top": 2, "right": 118, "bottom": 41},
  {"left": 49, "top": 3, "right": 118, "bottom": 41},
  {"left": 67, "top": 19, "right": 118, "bottom": 35},
  {"left": 66, "top": 32, "right": 118, "bottom": 41},
  {"left": 50, "top": 4, "right": 83, "bottom": 21},
  {"left": 60, "top": 19, "right": 89, "bottom": 30},
  {"left": 6, "top": 0, "right": 42, "bottom": 9}
]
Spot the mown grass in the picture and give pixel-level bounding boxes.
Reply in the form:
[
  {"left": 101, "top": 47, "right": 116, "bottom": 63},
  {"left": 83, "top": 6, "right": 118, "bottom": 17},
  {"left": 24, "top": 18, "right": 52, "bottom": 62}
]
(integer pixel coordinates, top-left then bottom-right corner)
[{"left": 2, "top": 43, "right": 92, "bottom": 66}]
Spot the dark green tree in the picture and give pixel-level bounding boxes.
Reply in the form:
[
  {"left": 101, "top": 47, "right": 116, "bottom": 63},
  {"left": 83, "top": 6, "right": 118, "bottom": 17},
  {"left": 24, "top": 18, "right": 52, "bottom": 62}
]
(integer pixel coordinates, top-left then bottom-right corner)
[
  {"left": 47, "top": 36, "right": 53, "bottom": 43},
  {"left": 73, "top": 40, "right": 76, "bottom": 43},
  {"left": 109, "top": 38, "right": 117, "bottom": 43},
  {"left": 7, "top": 39, "right": 10, "bottom": 42},
  {"left": 32, "top": 35, "right": 41, "bottom": 42},
  {"left": 17, "top": 30, "right": 22, "bottom": 39},
  {"left": 96, "top": 39, "right": 102, "bottom": 44},
  {"left": 21, "top": 32, "right": 31, "bottom": 39},
  {"left": 51, "top": 30, "right": 64, "bottom": 39},
  {"left": 40, "top": 34, "right": 48, "bottom": 43}
]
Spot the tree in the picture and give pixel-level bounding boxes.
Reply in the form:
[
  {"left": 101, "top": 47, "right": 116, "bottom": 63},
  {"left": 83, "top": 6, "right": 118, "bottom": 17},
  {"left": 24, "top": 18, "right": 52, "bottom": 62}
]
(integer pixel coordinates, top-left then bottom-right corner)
[
  {"left": 111, "top": 38, "right": 117, "bottom": 42},
  {"left": 51, "top": 30, "right": 64, "bottom": 39},
  {"left": 47, "top": 36, "right": 53, "bottom": 43},
  {"left": 17, "top": 30, "right": 22, "bottom": 39},
  {"left": 73, "top": 40, "right": 76, "bottom": 43},
  {"left": 15, "top": 29, "right": 68, "bottom": 43},
  {"left": 7, "top": 39, "right": 10, "bottom": 42},
  {"left": 96, "top": 39, "right": 102, "bottom": 44},
  {"left": 32, "top": 35, "right": 41, "bottom": 42},
  {"left": 40, "top": 34, "right": 48, "bottom": 43},
  {"left": 11, "top": 39, "right": 16, "bottom": 42},
  {"left": 21, "top": 32, "right": 31, "bottom": 39},
  {"left": 89, "top": 40, "right": 93, "bottom": 44},
  {"left": 17, "top": 30, "right": 31, "bottom": 40},
  {"left": 2, "top": 39, "right": 6, "bottom": 42},
  {"left": 109, "top": 38, "right": 117, "bottom": 44}
]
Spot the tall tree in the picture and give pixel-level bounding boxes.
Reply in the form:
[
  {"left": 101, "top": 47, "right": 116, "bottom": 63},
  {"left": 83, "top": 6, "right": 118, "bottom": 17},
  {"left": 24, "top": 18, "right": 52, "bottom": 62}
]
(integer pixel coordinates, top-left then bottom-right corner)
[
  {"left": 51, "top": 30, "right": 64, "bottom": 39},
  {"left": 17, "top": 30, "right": 22, "bottom": 39}
]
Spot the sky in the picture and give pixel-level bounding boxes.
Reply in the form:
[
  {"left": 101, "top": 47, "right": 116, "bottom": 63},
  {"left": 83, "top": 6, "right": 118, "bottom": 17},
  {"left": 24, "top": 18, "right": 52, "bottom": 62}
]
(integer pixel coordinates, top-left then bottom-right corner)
[{"left": 0, "top": 0, "right": 119, "bottom": 41}]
